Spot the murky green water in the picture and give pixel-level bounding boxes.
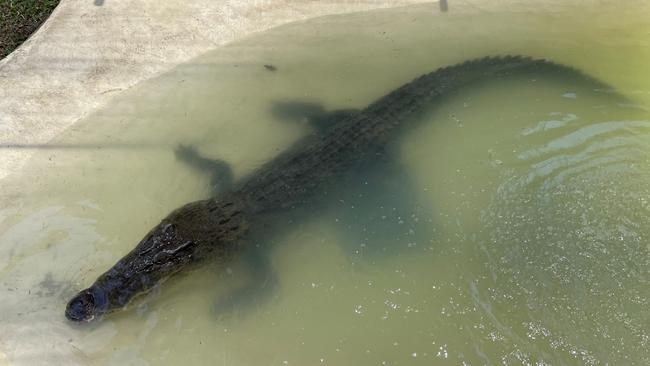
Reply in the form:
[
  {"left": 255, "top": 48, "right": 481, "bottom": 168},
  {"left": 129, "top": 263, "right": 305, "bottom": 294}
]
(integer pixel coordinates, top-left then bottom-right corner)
[{"left": 2, "top": 2, "right": 650, "bottom": 365}]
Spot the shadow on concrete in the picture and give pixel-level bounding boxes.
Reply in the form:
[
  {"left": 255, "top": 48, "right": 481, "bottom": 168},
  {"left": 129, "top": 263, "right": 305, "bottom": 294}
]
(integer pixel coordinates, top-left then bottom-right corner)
[
  {"left": 94, "top": 0, "right": 104, "bottom": 6},
  {"left": 440, "top": 0, "right": 448, "bottom": 12}
]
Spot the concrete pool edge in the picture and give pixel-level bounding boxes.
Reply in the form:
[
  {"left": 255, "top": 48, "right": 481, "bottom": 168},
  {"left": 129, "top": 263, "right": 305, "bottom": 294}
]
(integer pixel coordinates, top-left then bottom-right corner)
[{"left": 0, "top": 0, "right": 431, "bottom": 181}]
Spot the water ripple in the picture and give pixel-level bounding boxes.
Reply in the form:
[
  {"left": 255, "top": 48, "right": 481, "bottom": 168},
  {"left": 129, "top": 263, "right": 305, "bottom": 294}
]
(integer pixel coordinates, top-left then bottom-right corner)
[{"left": 481, "top": 116, "right": 650, "bottom": 364}]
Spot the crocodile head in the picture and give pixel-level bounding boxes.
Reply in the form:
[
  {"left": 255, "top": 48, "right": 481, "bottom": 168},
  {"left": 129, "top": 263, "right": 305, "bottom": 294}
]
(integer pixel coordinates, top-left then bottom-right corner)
[
  {"left": 65, "top": 220, "right": 197, "bottom": 321},
  {"left": 65, "top": 198, "right": 247, "bottom": 322}
]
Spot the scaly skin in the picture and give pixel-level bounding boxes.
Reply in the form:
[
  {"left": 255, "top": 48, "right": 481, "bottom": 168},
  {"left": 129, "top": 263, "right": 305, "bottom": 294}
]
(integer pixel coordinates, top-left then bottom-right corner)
[{"left": 65, "top": 56, "right": 611, "bottom": 322}]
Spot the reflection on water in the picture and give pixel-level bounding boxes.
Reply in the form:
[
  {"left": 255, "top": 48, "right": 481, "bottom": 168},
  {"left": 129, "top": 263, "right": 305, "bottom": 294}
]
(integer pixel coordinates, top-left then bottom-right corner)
[{"left": 1, "top": 1, "right": 650, "bottom": 365}]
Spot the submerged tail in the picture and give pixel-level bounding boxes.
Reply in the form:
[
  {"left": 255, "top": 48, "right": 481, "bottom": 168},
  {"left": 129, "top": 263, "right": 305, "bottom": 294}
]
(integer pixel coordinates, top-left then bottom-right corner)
[{"left": 360, "top": 55, "right": 615, "bottom": 132}]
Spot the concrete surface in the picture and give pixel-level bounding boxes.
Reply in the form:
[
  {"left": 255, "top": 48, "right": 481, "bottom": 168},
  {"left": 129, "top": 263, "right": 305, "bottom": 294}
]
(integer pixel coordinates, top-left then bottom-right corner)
[{"left": 0, "top": 0, "right": 430, "bottom": 181}]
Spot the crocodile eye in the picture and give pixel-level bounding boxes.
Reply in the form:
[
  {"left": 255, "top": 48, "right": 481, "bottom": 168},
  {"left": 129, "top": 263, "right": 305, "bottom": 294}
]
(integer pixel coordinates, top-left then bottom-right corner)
[
  {"left": 163, "top": 223, "right": 176, "bottom": 235},
  {"left": 153, "top": 251, "right": 171, "bottom": 264},
  {"left": 152, "top": 240, "right": 196, "bottom": 264}
]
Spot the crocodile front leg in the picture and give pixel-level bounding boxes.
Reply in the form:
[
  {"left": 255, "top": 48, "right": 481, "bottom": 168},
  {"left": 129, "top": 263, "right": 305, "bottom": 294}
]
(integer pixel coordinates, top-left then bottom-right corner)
[{"left": 174, "top": 144, "right": 234, "bottom": 196}]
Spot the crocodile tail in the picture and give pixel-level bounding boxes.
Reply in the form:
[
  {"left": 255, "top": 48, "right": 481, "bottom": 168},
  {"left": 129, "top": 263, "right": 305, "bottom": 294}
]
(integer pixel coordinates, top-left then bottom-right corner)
[
  {"left": 363, "top": 55, "right": 614, "bottom": 132},
  {"left": 421, "top": 55, "right": 609, "bottom": 94}
]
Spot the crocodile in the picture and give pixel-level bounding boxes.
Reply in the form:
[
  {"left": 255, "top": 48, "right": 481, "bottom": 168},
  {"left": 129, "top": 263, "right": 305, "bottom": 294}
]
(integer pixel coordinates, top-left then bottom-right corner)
[{"left": 65, "top": 56, "right": 611, "bottom": 322}]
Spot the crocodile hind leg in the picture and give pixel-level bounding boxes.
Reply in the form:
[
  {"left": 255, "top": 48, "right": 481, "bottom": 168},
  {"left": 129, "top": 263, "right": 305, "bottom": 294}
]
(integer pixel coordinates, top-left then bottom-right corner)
[
  {"left": 174, "top": 144, "right": 234, "bottom": 196},
  {"left": 271, "top": 100, "right": 359, "bottom": 134},
  {"left": 312, "top": 108, "right": 359, "bottom": 133}
]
